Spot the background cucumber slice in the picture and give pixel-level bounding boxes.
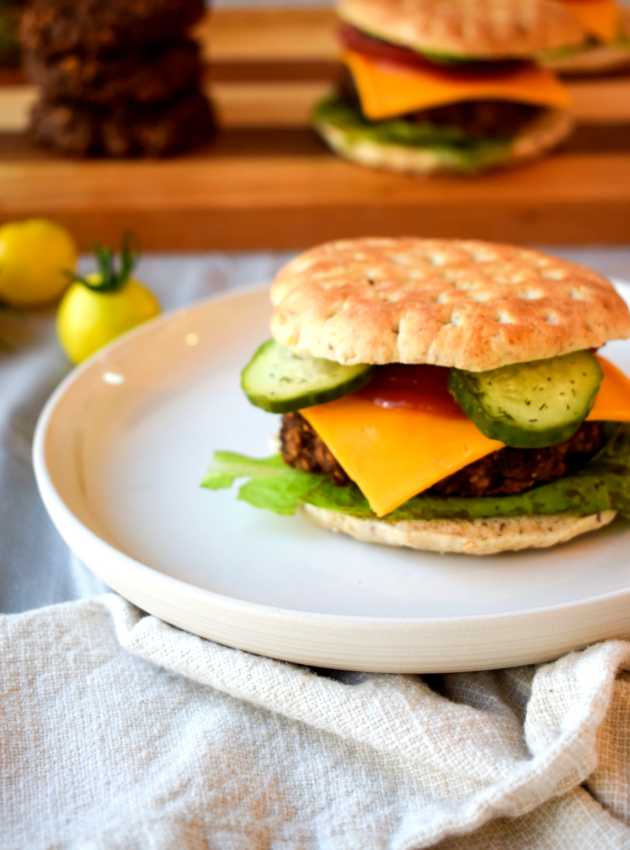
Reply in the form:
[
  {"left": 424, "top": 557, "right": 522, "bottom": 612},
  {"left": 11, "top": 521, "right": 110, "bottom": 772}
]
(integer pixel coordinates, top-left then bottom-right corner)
[
  {"left": 449, "top": 351, "right": 603, "bottom": 448},
  {"left": 241, "top": 339, "right": 373, "bottom": 413}
]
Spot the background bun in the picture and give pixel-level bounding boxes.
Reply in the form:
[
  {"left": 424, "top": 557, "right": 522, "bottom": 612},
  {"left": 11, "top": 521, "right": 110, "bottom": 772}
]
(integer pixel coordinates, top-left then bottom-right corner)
[
  {"left": 316, "top": 109, "right": 573, "bottom": 179},
  {"left": 338, "top": 0, "right": 584, "bottom": 59}
]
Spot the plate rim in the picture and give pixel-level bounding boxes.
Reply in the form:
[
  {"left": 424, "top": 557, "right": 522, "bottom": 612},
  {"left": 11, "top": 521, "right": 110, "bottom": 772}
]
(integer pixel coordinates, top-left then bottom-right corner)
[{"left": 33, "top": 281, "right": 630, "bottom": 629}]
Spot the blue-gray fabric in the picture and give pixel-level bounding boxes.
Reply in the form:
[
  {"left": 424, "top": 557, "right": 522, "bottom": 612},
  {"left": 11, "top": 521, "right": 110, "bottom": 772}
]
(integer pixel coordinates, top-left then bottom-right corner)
[{"left": 0, "top": 252, "right": 290, "bottom": 613}]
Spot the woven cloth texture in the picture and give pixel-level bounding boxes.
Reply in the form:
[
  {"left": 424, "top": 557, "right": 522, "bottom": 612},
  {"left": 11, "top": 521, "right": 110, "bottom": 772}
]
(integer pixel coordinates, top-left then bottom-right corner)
[{"left": 1, "top": 593, "right": 629, "bottom": 850}]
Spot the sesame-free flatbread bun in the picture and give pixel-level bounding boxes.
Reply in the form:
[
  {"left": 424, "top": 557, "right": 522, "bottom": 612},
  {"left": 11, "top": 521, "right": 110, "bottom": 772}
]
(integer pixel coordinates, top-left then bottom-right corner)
[
  {"left": 315, "top": 108, "right": 574, "bottom": 176},
  {"left": 338, "top": 0, "right": 584, "bottom": 59},
  {"left": 270, "top": 238, "right": 630, "bottom": 371},
  {"left": 303, "top": 505, "right": 617, "bottom": 555}
]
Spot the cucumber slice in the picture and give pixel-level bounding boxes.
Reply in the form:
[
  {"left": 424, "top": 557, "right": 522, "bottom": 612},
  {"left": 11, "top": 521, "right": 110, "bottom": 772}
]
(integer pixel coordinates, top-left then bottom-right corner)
[
  {"left": 449, "top": 351, "right": 603, "bottom": 448},
  {"left": 241, "top": 339, "right": 373, "bottom": 413}
]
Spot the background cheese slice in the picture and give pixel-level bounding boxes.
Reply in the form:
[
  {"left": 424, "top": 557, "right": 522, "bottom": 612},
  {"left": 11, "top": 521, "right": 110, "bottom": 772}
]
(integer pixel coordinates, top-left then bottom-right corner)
[
  {"left": 302, "top": 356, "right": 630, "bottom": 518},
  {"left": 563, "top": 0, "right": 620, "bottom": 42},
  {"left": 344, "top": 50, "right": 572, "bottom": 121}
]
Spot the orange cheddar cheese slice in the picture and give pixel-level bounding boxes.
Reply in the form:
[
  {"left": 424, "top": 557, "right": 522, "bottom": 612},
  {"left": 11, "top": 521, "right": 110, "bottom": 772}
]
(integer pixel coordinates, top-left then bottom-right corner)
[
  {"left": 302, "top": 355, "right": 630, "bottom": 518},
  {"left": 344, "top": 50, "right": 572, "bottom": 121},
  {"left": 302, "top": 396, "right": 502, "bottom": 517},
  {"left": 563, "top": 0, "right": 621, "bottom": 42},
  {"left": 588, "top": 356, "right": 630, "bottom": 422}
]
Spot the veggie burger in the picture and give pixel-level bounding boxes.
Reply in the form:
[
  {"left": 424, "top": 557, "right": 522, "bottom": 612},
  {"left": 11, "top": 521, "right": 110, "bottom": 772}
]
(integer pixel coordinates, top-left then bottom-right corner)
[
  {"left": 206, "top": 238, "right": 630, "bottom": 556},
  {"left": 542, "top": 0, "right": 630, "bottom": 75},
  {"left": 314, "top": 0, "right": 582, "bottom": 174}
]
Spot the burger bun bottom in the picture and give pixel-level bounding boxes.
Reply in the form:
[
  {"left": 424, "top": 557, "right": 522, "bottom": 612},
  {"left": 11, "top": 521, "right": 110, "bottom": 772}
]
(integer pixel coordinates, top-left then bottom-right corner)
[
  {"left": 316, "top": 108, "right": 573, "bottom": 174},
  {"left": 302, "top": 504, "right": 617, "bottom": 555}
]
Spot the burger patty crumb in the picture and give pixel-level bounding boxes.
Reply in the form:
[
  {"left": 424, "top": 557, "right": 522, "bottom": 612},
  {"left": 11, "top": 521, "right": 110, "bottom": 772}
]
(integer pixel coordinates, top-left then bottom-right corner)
[
  {"left": 280, "top": 413, "right": 606, "bottom": 499},
  {"left": 280, "top": 412, "right": 351, "bottom": 486}
]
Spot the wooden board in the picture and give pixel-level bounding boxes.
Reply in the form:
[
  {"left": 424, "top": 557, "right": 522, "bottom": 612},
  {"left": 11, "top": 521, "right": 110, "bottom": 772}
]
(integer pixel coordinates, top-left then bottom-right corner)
[{"left": 1, "top": 6, "right": 630, "bottom": 249}]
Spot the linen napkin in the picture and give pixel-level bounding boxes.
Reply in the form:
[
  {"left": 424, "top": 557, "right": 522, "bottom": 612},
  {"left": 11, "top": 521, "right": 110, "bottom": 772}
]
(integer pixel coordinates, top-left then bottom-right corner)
[{"left": 1, "top": 593, "right": 629, "bottom": 850}]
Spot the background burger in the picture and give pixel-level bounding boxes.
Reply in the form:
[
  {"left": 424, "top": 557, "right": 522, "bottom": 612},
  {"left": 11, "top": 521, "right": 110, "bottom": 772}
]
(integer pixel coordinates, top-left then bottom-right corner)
[
  {"left": 542, "top": 0, "right": 630, "bottom": 74},
  {"left": 205, "top": 237, "right": 630, "bottom": 556},
  {"left": 313, "top": 0, "right": 583, "bottom": 174}
]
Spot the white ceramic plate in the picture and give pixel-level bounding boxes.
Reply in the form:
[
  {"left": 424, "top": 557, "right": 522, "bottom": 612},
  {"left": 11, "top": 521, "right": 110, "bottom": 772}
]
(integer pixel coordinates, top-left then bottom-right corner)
[{"left": 34, "top": 283, "right": 630, "bottom": 673}]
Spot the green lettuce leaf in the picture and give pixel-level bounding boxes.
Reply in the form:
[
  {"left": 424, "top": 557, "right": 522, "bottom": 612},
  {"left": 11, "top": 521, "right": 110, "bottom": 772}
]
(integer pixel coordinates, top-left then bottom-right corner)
[
  {"left": 203, "top": 451, "right": 323, "bottom": 515},
  {"left": 202, "top": 425, "right": 630, "bottom": 522},
  {"left": 313, "top": 96, "right": 512, "bottom": 173},
  {"left": 539, "top": 32, "right": 630, "bottom": 61},
  {"left": 537, "top": 43, "right": 588, "bottom": 61}
]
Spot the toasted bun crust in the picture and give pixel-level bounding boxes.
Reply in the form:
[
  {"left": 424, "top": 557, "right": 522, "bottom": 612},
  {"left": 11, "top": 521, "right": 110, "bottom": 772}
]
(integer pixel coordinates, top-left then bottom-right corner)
[
  {"left": 302, "top": 505, "right": 617, "bottom": 555},
  {"left": 339, "top": 0, "right": 584, "bottom": 59},
  {"left": 271, "top": 237, "right": 630, "bottom": 371},
  {"left": 316, "top": 107, "right": 573, "bottom": 177}
]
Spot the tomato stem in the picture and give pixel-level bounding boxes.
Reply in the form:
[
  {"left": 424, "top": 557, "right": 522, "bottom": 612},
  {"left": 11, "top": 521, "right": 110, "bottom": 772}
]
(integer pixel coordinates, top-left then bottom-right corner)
[{"left": 69, "top": 233, "right": 137, "bottom": 293}]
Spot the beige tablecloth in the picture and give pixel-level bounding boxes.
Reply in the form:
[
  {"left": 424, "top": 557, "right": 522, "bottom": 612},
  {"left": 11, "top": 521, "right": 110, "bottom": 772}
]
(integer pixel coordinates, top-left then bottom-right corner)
[{"left": 2, "top": 593, "right": 629, "bottom": 849}]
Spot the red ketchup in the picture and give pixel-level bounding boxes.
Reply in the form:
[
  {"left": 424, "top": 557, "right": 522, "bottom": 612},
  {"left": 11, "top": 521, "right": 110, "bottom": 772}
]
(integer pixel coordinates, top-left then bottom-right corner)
[
  {"left": 357, "top": 364, "right": 465, "bottom": 419},
  {"left": 338, "top": 23, "right": 523, "bottom": 78},
  {"left": 339, "top": 23, "right": 438, "bottom": 72}
]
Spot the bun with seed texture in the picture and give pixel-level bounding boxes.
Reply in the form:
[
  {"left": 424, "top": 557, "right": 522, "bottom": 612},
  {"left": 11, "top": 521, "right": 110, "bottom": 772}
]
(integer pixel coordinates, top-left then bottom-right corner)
[
  {"left": 338, "top": 0, "right": 585, "bottom": 59},
  {"left": 270, "top": 238, "right": 630, "bottom": 371},
  {"left": 303, "top": 505, "right": 617, "bottom": 555}
]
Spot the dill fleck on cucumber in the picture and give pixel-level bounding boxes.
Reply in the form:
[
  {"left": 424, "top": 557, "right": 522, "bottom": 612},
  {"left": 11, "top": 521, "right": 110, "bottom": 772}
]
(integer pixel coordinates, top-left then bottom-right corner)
[
  {"left": 449, "top": 351, "right": 602, "bottom": 448},
  {"left": 241, "top": 339, "right": 373, "bottom": 413}
]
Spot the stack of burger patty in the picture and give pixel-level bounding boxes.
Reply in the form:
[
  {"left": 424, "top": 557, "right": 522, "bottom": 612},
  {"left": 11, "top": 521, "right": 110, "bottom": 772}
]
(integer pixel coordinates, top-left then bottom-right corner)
[
  {"left": 0, "top": 2, "right": 24, "bottom": 67},
  {"left": 314, "top": 0, "right": 585, "bottom": 175},
  {"left": 21, "top": 0, "right": 213, "bottom": 157}
]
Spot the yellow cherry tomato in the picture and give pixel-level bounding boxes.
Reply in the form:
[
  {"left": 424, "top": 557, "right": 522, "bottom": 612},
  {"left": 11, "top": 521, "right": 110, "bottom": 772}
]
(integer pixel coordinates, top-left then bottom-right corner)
[
  {"left": 57, "top": 273, "right": 160, "bottom": 364},
  {"left": 0, "top": 218, "right": 77, "bottom": 306}
]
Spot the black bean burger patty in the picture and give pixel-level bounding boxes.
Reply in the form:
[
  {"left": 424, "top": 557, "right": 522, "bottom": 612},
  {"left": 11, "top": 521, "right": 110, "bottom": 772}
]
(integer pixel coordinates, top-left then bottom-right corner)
[
  {"left": 414, "top": 100, "right": 542, "bottom": 141},
  {"left": 338, "top": 70, "right": 542, "bottom": 140},
  {"left": 280, "top": 412, "right": 351, "bottom": 486},
  {"left": 280, "top": 413, "right": 606, "bottom": 499},
  {"left": 30, "top": 90, "right": 214, "bottom": 158},
  {"left": 24, "top": 39, "right": 202, "bottom": 105},
  {"left": 21, "top": 0, "right": 205, "bottom": 59}
]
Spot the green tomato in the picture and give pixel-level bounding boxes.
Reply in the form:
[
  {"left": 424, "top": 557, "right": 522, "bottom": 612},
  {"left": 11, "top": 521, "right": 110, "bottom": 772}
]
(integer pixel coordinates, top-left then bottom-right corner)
[
  {"left": 0, "top": 218, "right": 77, "bottom": 306},
  {"left": 57, "top": 273, "right": 160, "bottom": 364}
]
